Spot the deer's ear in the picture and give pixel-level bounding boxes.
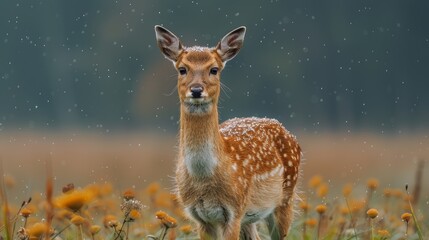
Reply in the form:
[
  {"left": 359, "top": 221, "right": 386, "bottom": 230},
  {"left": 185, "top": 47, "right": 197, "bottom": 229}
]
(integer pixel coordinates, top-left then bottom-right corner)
[
  {"left": 216, "top": 26, "right": 246, "bottom": 62},
  {"left": 155, "top": 25, "right": 183, "bottom": 62}
]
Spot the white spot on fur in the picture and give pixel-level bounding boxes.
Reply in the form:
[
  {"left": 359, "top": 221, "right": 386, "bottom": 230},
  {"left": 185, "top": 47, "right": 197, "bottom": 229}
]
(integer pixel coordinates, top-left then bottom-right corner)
[
  {"left": 232, "top": 163, "right": 237, "bottom": 172},
  {"left": 254, "top": 165, "right": 283, "bottom": 181},
  {"left": 243, "top": 158, "right": 249, "bottom": 167}
]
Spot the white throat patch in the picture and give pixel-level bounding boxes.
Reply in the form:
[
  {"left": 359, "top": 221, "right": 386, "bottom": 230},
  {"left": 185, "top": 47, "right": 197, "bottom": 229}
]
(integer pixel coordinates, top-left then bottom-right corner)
[{"left": 184, "top": 141, "right": 218, "bottom": 177}]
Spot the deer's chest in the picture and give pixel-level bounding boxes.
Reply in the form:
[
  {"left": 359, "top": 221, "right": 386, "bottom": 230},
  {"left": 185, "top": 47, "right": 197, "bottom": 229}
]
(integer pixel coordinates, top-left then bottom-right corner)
[
  {"left": 182, "top": 142, "right": 218, "bottom": 177},
  {"left": 185, "top": 199, "right": 232, "bottom": 225}
]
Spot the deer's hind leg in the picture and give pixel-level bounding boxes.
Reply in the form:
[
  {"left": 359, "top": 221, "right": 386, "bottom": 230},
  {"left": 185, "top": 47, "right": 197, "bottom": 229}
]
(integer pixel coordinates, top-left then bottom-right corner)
[{"left": 274, "top": 195, "right": 295, "bottom": 239}]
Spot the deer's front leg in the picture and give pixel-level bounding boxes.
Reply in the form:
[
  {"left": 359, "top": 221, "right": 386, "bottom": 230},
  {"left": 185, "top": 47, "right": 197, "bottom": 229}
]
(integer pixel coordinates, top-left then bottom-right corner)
[
  {"left": 223, "top": 215, "right": 243, "bottom": 240},
  {"left": 198, "top": 223, "right": 218, "bottom": 240}
]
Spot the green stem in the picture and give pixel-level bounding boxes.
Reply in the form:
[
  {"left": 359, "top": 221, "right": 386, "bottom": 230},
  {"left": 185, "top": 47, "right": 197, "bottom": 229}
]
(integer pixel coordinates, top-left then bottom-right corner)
[
  {"left": 344, "top": 197, "right": 358, "bottom": 240},
  {"left": 113, "top": 211, "right": 130, "bottom": 240},
  {"left": 77, "top": 224, "right": 84, "bottom": 240},
  {"left": 405, "top": 221, "right": 409, "bottom": 238},
  {"left": 302, "top": 211, "right": 307, "bottom": 240},
  {"left": 23, "top": 217, "right": 28, "bottom": 228},
  {"left": 317, "top": 214, "right": 322, "bottom": 240},
  {"left": 160, "top": 226, "right": 169, "bottom": 240},
  {"left": 406, "top": 186, "right": 424, "bottom": 240},
  {"left": 126, "top": 221, "right": 130, "bottom": 240},
  {"left": 370, "top": 219, "right": 374, "bottom": 240},
  {"left": 51, "top": 223, "right": 71, "bottom": 239}
]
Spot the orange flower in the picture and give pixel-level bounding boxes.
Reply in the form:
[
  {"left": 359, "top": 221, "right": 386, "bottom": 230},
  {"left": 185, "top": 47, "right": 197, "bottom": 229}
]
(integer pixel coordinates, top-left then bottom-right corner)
[
  {"left": 103, "top": 214, "right": 119, "bottom": 228},
  {"left": 377, "top": 229, "right": 390, "bottom": 237},
  {"left": 55, "top": 189, "right": 95, "bottom": 212},
  {"left": 337, "top": 217, "right": 346, "bottom": 225},
  {"left": 85, "top": 183, "right": 113, "bottom": 198},
  {"left": 20, "top": 207, "right": 33, "bottom": 218},
  {"left": 180, "top": 225, "right": 193, "bottom": 234},
  {"left": 367, "top": 178, "right": 379, "bottom": 190},
  {"left": 27, "top": 222, "right": 51, "bottom": 238},
  {"left": 129, "top": 209, "right": 141, "bottom": 220},
  {"left": 383, "top": 188, "right": 392, "bottom": 197},
  {"left": 90, "top": 225, "right": 101, "bottom": 235},
  {"left": 70, "top": 215, "right": 85, "bottom": 226},
  {"left": 308, "top": 175, "right": 323, "bottom": 188},
  {"left": 340, "top": 206, "right": 349, "bottom": 215},
  {"left": 366, "top": 208, "right": 379, "bottom": 219},
  {"left": 162, "top": 215, "right": 178, "bottom": 228},
  {"left": 55, "top": 209, "right": 74, "bottom": 221},
  {"left": 315, "top": 204, "right": 327, "bottom": 214},
  {"left": 317, "top": 183, "right": 329, "bottom": 198},
  {"left": 342, "top": 183, "right": 353, "bottom": 197},
  {"left": 123, "top": 189, "right": 136, "bottom": 200},
  {"left": 401, "top": 213, "right": 412, "bottom": 222},
  {"left": 305, "top": 218, "right": 317, "bottom": 227},
  {"left": 155, "top": 211, "right": 177, "bottom": 228},
  {"left": 155, "top": 210, "right": 168, "bottom": 220},
  {"left": 146, "top": 182, "right": 161, "bottom": 196},
  {"left": 4, "top": 175, "right": 16, "bottom": 188},
  {"left": 299, "top": 201, "right": 310, "bottom": 211},
  {"left": 349, "top": 199, "right": 365, "bottom": 213}
]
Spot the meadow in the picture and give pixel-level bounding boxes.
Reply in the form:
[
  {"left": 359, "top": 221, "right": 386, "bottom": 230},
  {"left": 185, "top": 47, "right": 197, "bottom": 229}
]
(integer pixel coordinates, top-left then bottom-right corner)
[{"left": 0, "top": 131, "right": 428, "bottom": 239}]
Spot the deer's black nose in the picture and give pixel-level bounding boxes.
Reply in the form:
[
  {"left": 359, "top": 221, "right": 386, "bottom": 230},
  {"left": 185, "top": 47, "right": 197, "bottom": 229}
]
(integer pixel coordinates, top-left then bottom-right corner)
[{"left": 190, "top": 85, "right": 203, "bottom": 98}]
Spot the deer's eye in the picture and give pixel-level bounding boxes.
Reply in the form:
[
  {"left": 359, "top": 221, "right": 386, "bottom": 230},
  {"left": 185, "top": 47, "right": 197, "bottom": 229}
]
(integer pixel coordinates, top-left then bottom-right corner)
[
  {"left": 178, "top": 67, "right": 187, "bottom": 75},
  {"left": 210, "top": 67, "right": 219, "bottom": 75}
]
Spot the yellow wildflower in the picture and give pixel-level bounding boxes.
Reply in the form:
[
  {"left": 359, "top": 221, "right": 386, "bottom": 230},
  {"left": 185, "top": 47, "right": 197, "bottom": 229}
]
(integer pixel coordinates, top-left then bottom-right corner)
[
  {"left": 401, "top": 212, "right": 412, "bottom": 222},
  {"left": 367, "top": 208, "right": 379, "bottom": 219},
  {"left": 27, "top": 223, "right": 51, "bottom": 238},
  {"left": 123, "top": 189, "right": 136, "bottom": 200},
  {"left": 317, "top": 183, "right": 329, "bottom": 198},
  {"left": 315, "top": 204, "right": 327, "bottom": 214},
  {"left": 162, "top": 215, "right": 178, "bottom": 228},
  {"left": 305, "top": 218, "right": 318, "bottom": 227},
  {"left": 180, "top": 225, "right": 193, "bottom": 234},
  {"left": 90, "top": 225, "right": 101, "bottom": 235},
  {"left": 367, "top": 178, "right": 379, "bottom": 190},
  {"left": 146, "top": 182, "right": 161, "bottom": 196},
  {"left": 55, "top": 189, "right": 95, "bottom": 212},
  {"left": 342, "top": 183, "right": 353, "bottom": 197},
  {"left": 377, "top": 229, "right": 390, "bottom": 237},
  {"left": 70, "top": 215, "right": 85, "bottom": 226},
  {"left": 103, "top": 214, "right": 119, "bottom": 229},
  {"left": 129, "top": 209, "right": 141, "bottom": 220},
  {"left": 308, "top": 175, "right": 323, "bottom": 188},
  {"left": 20, "top": 207, "right": 33, "bottom": 218}
]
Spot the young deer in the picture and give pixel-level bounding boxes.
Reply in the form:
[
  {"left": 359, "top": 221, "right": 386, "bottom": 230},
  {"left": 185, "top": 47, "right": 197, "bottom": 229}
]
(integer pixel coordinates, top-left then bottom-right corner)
[{"left": 154, "top": 25, "right": 301, "bottom": 239}]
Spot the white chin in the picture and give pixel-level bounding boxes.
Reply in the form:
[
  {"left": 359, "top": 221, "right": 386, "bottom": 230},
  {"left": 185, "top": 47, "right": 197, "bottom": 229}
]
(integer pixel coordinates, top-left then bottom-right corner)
[{"left": 183, "top": 100, "right": 213, "bottom": 115}]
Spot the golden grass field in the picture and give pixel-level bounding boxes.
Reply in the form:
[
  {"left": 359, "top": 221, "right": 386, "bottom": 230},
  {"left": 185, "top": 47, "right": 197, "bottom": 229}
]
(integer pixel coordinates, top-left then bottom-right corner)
[{"left": 0, "top": 131, "right": 428, "bottom": 239}]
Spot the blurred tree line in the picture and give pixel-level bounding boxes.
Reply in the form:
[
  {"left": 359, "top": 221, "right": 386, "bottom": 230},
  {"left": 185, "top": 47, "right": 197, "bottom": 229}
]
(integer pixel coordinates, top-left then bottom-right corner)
[{"left": 0, "top": 0, "right": 428, "bottom": 132}]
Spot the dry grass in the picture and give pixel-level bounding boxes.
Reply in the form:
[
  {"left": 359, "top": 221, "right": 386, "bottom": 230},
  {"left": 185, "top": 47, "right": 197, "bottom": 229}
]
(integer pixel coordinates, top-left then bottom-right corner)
[{"left": 0, "top": 131, "right": 428, "bottom": 239}]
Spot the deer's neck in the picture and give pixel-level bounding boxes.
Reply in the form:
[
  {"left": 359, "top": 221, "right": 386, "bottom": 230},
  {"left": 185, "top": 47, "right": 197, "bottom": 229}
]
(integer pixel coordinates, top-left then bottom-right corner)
[{"left": 179, "top": 107, "right": 224, "bottom": 178}]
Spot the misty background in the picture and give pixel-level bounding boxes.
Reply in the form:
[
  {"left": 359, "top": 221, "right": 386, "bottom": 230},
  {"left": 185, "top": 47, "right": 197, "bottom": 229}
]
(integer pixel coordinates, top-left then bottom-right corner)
[{"left": 1, "top": 0, "right": 428, "bottom": 134}]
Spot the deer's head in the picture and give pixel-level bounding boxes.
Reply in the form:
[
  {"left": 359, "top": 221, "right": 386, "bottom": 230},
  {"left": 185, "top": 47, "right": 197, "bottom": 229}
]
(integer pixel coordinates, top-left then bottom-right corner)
[{"left": 155, "top": 25, "right": 246, "bottom": 115}]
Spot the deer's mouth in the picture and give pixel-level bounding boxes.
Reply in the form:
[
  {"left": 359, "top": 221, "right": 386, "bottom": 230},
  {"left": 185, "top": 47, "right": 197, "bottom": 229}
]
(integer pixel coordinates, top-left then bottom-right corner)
[{"left": 183, "top": 98, "right": 213, "bottom": 115}]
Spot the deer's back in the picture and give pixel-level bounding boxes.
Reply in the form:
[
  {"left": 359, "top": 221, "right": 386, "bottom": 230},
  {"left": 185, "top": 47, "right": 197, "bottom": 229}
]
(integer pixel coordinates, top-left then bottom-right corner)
[{"left": 220, "top": 117, "right": 301, "bottom": 193}]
